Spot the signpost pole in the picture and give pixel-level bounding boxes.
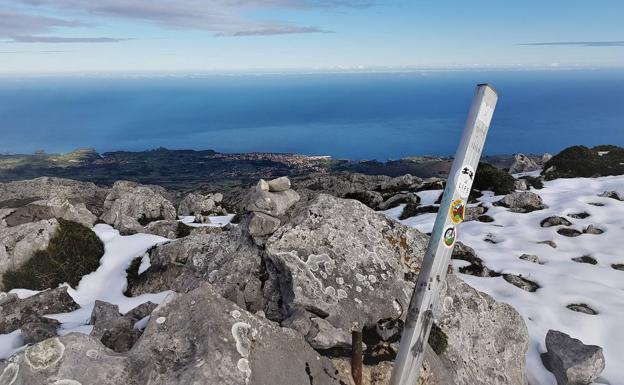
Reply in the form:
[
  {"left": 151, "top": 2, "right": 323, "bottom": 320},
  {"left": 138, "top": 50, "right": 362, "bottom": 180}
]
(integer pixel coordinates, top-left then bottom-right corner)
[{"left": 389, "top": 84, "right": 498, "bottom": 385}]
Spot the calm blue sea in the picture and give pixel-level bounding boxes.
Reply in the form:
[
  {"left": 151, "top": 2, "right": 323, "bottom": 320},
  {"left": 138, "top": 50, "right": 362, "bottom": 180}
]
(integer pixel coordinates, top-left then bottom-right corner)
[{"left": 0, "top": 70, "right": 623, "bottom": 160}]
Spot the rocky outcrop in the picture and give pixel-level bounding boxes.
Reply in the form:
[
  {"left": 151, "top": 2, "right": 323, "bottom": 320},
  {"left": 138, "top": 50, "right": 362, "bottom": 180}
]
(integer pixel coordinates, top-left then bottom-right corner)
[
  {"left": 540, "top": 216, "right": 572, "bottom": 228},
  {"left": 599, "top": 190, "right": 624, "bottom": 201},
  {"left": 437, "top": 275, "right": 529, "bottom": 385},
  {"left": 89, "top": 300, "right": 156, "bottom": 353},
  {"left": 494, "top": 191, "right": 544, "bottom": 213},
  {"left": 0, "top": 286, "right": 78, "bottom": 334},
  {"left": 177, "top": 192, "right": 226, "bottom": 218},
  {"left": 0, "top": 219, "right": 59, "bottom": 284},
  {"left": 509, "top": 153, "right": 540, "bottom": 174},
  {"left": 130, "top": 283, "right": 351, "bottom": 385},
  {"left": 0, "top": 333, "right": 133, "bottom": 385},
  {"left": 542, "top": 330, "right": 605, "bottom": 385},
  {"left": 379, "top": 174, "right": 423, "bottom": 193},
  {"left": 265, "top": 193, "right": 429, "bottom": 334},
  {"left": 100, "top": 181, "right": 177, "bottom": 234},
  {"left": 344, "top": 190, "right": 384, "bottom": 209},
  {"left": 0, "top": 176, "right": 108, "bottom": 216},
  {"left": 129, "top": 226, "right": 264, "bottom": 313}
]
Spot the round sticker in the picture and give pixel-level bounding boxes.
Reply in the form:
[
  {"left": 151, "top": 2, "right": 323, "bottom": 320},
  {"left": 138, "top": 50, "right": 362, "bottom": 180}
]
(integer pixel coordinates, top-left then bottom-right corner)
[
  {"left": 449, "top": 199, "right": 466, "bottom": 224},
  {"left": 455, "top": 165, "right": 475, "bottom": 198},
  {"left": 442, "top": 225, "right": 456, "bottom": 248}
]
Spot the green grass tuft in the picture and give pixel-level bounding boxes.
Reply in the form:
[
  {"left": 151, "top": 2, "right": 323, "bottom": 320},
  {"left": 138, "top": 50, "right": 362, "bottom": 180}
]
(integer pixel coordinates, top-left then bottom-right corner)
[
  {"left": 428, "top": 322, "right": 448, "bottom": 355},
  {"left": 176, "top": 222, "right": 192, "bottom": 238},
  {"left": 2, "top": 219, "right": 104, "bottom": 291}
]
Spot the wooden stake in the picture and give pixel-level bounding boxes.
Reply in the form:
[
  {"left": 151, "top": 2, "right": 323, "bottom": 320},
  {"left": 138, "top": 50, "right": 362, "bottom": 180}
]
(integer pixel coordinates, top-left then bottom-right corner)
[{"left": 352, "top": 330, "right": 363, "bottom": 385}]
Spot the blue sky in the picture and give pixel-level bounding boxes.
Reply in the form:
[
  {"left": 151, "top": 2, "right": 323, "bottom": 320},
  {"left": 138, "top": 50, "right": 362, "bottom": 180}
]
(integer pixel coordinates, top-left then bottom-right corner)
[{"left": 0, "top": 0, "right": 623, "bottom": 73}]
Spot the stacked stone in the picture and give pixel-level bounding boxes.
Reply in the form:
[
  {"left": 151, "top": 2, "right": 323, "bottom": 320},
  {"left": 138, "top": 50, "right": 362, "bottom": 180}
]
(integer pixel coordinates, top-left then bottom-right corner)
[{"left": 243, "top": 176, "right": 299, "bottom": 244}]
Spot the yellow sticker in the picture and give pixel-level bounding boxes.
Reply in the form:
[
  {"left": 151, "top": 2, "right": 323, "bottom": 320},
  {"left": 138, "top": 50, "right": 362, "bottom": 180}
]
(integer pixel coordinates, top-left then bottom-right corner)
[{"left": 449, "top": 199, "right": 466, "bottom": 224}]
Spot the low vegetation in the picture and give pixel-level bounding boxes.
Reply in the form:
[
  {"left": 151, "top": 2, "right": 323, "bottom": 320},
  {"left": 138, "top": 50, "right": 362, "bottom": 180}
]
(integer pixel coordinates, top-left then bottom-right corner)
[
  {"left": 544, "top": 145, "right": 624, "bottom": 180},
  {"left": 3, "top": 219, "right": 104, "bottom": 290},
  {"left": 471, "top": 162, "right": 516, "bottom": 195}
]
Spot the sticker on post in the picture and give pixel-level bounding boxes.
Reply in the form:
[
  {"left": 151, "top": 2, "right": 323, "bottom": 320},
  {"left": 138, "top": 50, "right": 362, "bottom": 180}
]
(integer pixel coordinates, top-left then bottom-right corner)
[
  {"left": 442, "top": 225, "right": 456, "bottom": 248},
  {"left": 450, "top": 199, "right": 466, "bottom": 224},
  {"left": 455, "top": 165, "right": 475, "bottom": 198}
]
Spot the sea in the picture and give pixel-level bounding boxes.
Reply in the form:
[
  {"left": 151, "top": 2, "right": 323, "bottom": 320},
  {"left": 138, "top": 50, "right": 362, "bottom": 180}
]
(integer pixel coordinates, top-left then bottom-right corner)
[{"left": 0, "top": 69, "right": 623, "bottom": 160}]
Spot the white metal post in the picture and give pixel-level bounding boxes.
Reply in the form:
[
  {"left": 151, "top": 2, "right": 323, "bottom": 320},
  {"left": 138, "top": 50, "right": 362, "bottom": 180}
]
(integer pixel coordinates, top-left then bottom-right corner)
[{"left": 390, "top": 84, "right": 498, "bottom": 385}]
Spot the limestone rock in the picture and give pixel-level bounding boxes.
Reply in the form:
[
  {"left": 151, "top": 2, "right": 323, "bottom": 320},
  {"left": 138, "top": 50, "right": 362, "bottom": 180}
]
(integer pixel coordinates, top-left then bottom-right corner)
[
  {"left": 267, "top": 176, "right": 291, "bottom": 192},
  {"left": 244, "top": 212, "right": 281, "bottom": 238},
  {"left": 379, "top": 174, "right": 423, "bottom": 193},
  {"left": 509, "top": 153, "right": 540, "bottom": 174},
  {"left": 0, "top": 176, "right": 108, "bottom": 216},
  {"left": 583, "top": 225, "right": 604, "bottom": 235},
  {"left": 514, "top": 179, "right": 529, "bottom": 191},
  {"left": 2, "top": 333, "right": 133, "bottom": 384},
  {"left": 131, "top": 283, "right": 350, "bottom": 385},
  {"left": 130, "top": 227, "right": 264, "bottom": 313},
  {"left": 519, "top": 254, "right": 540, "bottom": 264},
  {"left": 599, "top": 190, "right": 624, "bottom": 201},
  {"left": 495, "top": 191, "right": 544, "bottom": 213},
  {"left": 437, "top": 275, "right": 529, "bottom": 385},
  {"left": 0, "top": 219, "right": 59, "bottom": 288},
  {"left": 245, "top": 187, "right": 300, "bottom": 218},
  {"left": 543, "top": 330, "right": 605, "bottom": 385},
  {"left": 344, "top": 190, "right": 384, "bottom": 210},
  {"left": 178, "top": 192, "right": 225, "bottom": 216},
  {"left": 100, "top": 181, "right": 177, "bottom": 234},
  {"left": 294, "top": 172, "right": 390, "bottom": 200},
  {"left": 0, "top": 286, "right": 79, "bottom": 334},
  {"left": 20, "top": 320, "right": 60, "bottom": 344},
  {"left": 265, "top": 194, "right": 429, "bottom": 335},
  {"left": 540, "top": 216, "right": 572, "bottom": 228},
  {"left": 144, "top": 219, "right": 181, "bottom": 239},
  {"left": 464, "top": 206, "right": 487, "bottom": 222},
  {"left": 378, "top": 193, "right": 420, "bottom": 211}
]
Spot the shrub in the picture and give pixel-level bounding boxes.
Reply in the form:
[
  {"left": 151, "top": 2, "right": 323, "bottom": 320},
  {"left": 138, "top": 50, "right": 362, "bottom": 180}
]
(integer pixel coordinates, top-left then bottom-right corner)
[
  {"left": 176, "top": 222, "right": 192, "bottom": 238},
  {"left": 428, "top": 323, "right": 448, "bottom": 355},
  {"left": 2, "top": 219, "right": 105, "bottom": 291},
  {"left": 471, "top": 162, "right": 515, "bottom": 195},
  {"left": 137, "top": 214, "right": 164, "bottom": 226},
  {"left": 544, "top": 145, "right": 624, "bottom": 180}
]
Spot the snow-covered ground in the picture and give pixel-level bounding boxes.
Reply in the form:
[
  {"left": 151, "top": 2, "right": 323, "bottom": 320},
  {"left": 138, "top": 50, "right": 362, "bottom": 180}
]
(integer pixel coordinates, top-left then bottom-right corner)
[
  {"left": 179, "top": 214, "right": 235, "bottom": 227},
  {"left": 387, "top": 175, "right": 624, "bottom": 385},
  {"left": 0, "top": 225, "right": 172, "bottom": 359},
  {"left": 0, "top": 213, "right": 236, "bottom": 360}
]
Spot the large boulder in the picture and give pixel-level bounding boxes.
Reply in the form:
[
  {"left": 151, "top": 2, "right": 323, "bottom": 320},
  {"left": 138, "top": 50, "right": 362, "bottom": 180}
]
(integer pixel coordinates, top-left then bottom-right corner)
[
  {"left": 0, "top": 219, "right": 59, "bottom": 284},
  {"left": 379, "top": 174, "right": 423, "bottom": 193},
  {"left": 543, "top": 330, "right": 605, "bottom": 385},
  {"left": 265, "top": 193, "right": 529, "bottom": 385},
  {"left": 100, "top": 181, "right": 177, "bottom": 234},
  {"left": 437, "top": 275, "right": 529, "bottom": 385},
  {"left": 129, "top": 226, "right": 264, "bottom": 312},
  {"left": 0, "top": 286, "right": 79, "bottom": 334},
  {"left": 2, "top": 196, "right": 97, "bottom": 228},
  {"left": 494, "top": 191, "right": 544, "bottom": 213},
  {"left": 177, "top": 192, "right": 225, "bottom": 216},
  {"left": 0, "top": 333, "right": 133, "bottom": 385},
  {"left": 131, "top": 283, "right": 351, "bottom": 385},
  {"left": 0, "top": 177, "right": 108, "bottom": 216},
  {"left": 265, "top": 193, "right": 429, "bottom": 331},
  {"left": 509, "top": 153, "right": 540, "bottom": 174}
]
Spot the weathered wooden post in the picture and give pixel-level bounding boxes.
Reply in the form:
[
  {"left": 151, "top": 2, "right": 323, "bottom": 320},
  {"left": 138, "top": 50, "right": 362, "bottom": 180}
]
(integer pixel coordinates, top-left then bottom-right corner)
[{"left": 390, "top": 84, "right": 498, "bottom": 385}]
